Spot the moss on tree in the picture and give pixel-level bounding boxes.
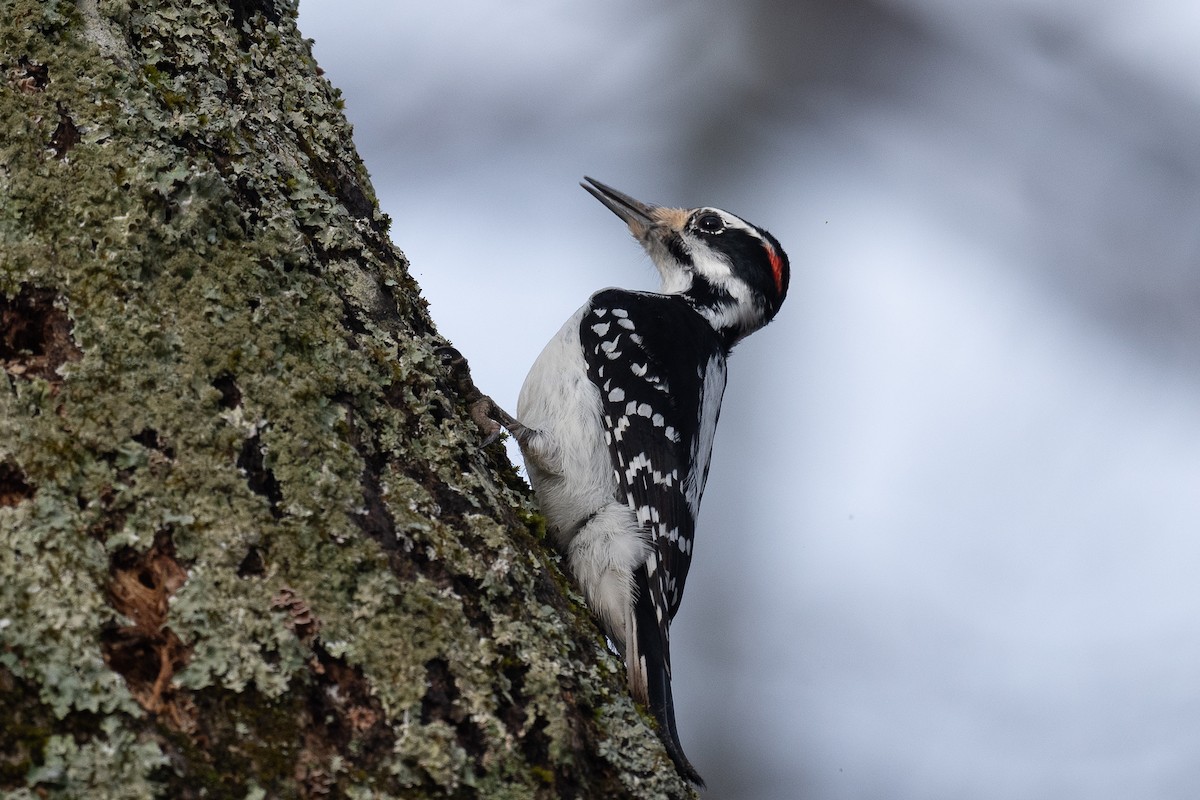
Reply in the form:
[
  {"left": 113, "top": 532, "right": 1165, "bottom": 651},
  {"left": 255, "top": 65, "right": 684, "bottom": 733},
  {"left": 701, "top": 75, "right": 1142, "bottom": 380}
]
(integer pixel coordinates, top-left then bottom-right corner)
[{"left": 0, "top": 1, "right": 694, "bottom": 797}]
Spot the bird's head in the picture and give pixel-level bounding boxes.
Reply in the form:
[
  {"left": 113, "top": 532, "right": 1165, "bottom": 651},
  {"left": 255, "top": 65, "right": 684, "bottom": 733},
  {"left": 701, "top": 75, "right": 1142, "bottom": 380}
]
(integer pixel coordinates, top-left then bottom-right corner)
[{"left": 581, "top": 177, "right": 789, "bottom": 343}]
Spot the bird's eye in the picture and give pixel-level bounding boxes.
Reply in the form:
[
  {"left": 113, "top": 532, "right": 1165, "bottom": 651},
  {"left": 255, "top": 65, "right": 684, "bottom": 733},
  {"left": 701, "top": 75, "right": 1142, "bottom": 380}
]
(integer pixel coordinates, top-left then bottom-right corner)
[{"left": 694, "top": 213, "right": 725, "bottom": 234}]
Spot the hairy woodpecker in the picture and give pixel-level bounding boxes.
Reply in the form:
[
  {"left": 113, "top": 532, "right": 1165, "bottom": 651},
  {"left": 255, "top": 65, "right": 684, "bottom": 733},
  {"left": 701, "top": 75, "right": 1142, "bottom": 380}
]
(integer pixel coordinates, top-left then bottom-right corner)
[{"left": 447, "top": 178, "right": 789, "bottom": 785}]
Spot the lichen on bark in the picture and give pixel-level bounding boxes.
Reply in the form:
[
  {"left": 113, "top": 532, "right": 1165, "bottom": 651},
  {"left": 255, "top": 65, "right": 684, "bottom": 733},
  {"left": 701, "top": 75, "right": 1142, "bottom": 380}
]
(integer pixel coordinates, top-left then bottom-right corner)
[{"left": 0, "top": 1, "right": 694, "bottom": 798}]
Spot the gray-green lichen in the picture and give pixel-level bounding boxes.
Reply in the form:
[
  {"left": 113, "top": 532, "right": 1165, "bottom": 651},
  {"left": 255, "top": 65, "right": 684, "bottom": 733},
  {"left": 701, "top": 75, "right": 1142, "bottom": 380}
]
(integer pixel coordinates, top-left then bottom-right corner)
[
  {"left": 24, "top": 716, "right": 169, "bottom": 800},
  {"left": 0, "top": 0, "right": 694, "bottom": 797}
]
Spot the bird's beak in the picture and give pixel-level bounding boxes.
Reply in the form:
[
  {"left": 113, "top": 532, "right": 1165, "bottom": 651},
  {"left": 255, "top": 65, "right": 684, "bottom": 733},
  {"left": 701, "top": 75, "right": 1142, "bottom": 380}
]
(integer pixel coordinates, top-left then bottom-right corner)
[{"left": 581, "top": 177, "right": 686, "bottom": 240}]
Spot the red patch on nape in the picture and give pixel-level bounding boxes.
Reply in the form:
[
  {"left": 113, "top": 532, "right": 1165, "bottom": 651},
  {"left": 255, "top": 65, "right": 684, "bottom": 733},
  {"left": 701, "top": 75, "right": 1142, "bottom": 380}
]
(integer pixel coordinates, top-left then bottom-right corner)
[{"left": 766, "top": 245, "right": 785, "bottom": 296}]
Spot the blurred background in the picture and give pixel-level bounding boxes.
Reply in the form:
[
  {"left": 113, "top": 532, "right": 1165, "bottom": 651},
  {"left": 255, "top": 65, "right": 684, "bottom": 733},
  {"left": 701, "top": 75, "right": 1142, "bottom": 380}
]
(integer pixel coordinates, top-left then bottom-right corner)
[{"left": 297, "top": 2, "right": 1200, "bottom": 798}]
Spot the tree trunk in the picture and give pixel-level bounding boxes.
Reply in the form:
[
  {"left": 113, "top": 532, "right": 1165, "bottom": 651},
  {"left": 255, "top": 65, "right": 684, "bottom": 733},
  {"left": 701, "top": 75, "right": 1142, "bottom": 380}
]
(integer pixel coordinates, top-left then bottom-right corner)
[{"left": 0, "top": 2, "right": 693, "bottom": 797}]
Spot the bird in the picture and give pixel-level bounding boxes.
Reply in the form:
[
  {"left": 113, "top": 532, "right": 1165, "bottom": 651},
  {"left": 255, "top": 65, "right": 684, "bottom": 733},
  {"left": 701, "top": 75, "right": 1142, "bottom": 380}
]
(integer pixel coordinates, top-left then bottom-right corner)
[{"left": 445, "top": 177, "right": 789, "bottom": 785}]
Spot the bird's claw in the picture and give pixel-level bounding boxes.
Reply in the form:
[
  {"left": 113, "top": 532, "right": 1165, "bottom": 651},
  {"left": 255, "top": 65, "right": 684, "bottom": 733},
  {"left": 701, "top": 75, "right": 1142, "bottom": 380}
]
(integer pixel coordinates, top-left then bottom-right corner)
[
  {"left": 435, "top": 346, "right": 478, "bottom": 400},
  {"left": 436, "top": 345, "right": 525, "bottom": 448},
  {"left": 469, "top": 397, "right": 505, "bottom": 447}
]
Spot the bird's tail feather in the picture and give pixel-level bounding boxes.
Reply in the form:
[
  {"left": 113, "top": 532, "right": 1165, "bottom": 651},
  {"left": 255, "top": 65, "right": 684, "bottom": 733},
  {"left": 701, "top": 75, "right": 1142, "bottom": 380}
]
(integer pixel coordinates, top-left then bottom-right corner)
[{"left": 631, "top": 569, "right": 705, "bottom": 787}]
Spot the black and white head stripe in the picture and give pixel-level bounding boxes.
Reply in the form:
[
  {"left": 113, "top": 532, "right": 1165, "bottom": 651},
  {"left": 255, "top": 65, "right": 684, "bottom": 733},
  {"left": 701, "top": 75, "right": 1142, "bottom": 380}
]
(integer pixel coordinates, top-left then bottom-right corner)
[
  {"left": 686, "top": 208, "right": 789, "bottom": 311},
  {"left": 580, "top": 178, "right": 789, "bottom": 344},
  {"left": 641, "top": 207, "right": 790, "bottom": 346}
]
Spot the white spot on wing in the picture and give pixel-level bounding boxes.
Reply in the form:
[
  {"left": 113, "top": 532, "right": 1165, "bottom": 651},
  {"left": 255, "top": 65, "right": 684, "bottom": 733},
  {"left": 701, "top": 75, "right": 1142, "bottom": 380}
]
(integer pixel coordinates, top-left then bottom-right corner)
[{"left": 624, "top": 453, "right": 676, "bottom": 491}]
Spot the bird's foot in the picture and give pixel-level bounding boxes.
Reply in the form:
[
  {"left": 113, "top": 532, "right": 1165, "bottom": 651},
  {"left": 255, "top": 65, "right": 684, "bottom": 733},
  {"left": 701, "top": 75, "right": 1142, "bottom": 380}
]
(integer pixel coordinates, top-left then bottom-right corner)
[{"left": 436, "top": 346, "right": 529, "bottom": 448}]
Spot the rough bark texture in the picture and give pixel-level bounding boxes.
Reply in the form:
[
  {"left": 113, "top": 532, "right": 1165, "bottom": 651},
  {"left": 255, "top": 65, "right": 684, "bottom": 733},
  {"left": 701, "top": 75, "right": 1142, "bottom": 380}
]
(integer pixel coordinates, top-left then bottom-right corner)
[{"left": 0, "top": 2, "right": 693, "bottom": 798}]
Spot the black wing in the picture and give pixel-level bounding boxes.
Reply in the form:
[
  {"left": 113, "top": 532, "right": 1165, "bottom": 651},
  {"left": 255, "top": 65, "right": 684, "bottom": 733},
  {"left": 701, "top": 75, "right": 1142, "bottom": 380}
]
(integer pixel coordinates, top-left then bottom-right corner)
[
  {"left": 580, "top": 289, "right": 723, "bottom": 786},
  {"left": 579, "top": 289, "right": 727, "bottom": 623}
]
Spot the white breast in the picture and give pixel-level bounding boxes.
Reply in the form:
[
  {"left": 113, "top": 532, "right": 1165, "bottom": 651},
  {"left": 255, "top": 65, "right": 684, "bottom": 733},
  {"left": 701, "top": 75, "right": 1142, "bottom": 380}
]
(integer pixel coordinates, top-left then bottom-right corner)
[{"left": 516, "top": 304, "right": 618, "bottom": 550}]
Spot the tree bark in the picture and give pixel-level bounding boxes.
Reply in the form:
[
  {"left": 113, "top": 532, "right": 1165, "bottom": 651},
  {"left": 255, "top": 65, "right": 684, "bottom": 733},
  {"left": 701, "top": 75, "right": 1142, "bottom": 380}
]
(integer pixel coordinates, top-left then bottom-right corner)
[{"left": 0, "top": 2, "right": 693, "bottom": 797}]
